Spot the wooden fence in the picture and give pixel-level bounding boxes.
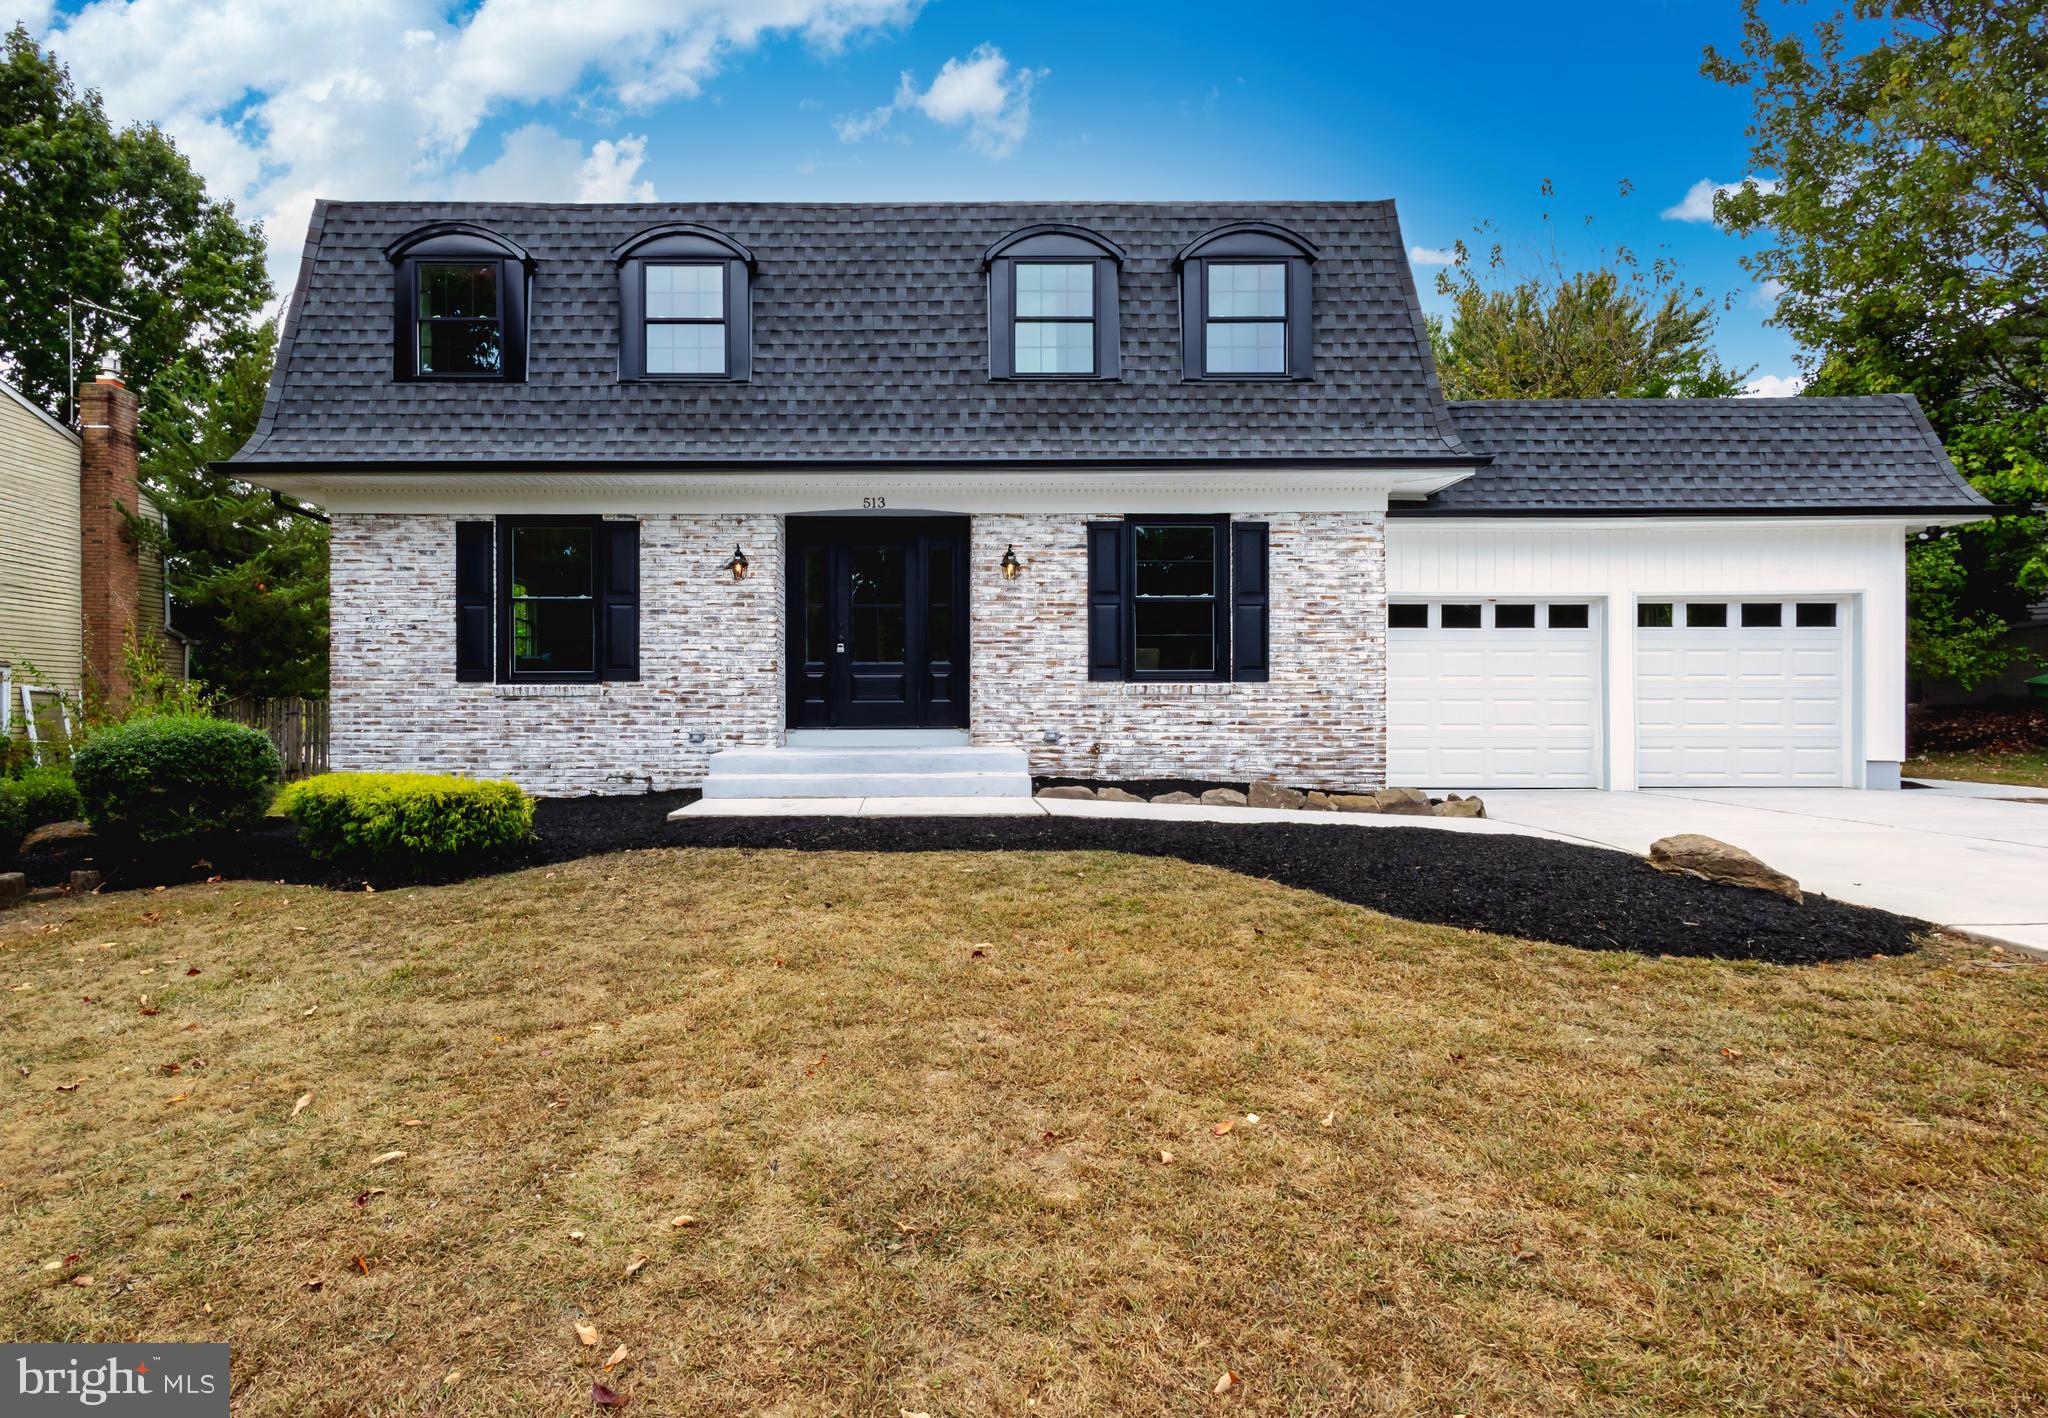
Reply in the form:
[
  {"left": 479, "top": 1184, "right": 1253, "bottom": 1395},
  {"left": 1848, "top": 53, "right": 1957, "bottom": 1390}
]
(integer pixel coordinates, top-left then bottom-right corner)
[{"left": 223, "top": 696, "right": 329, "bottom": 779}]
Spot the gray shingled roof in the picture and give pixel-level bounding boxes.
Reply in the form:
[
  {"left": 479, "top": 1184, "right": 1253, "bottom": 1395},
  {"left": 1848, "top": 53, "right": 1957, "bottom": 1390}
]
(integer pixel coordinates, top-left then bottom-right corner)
[
  {"left": 229, "top": 200, "right": 1475, "bottom": 467},
  {"left": 1410, "top": 396, "right": 1991, "bottom": 515}
]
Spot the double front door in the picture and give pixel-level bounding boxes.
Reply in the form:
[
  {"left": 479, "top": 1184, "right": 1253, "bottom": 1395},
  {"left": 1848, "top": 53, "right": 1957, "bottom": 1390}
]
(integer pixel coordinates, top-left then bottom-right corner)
[{"left": 785, "top": 516, "right": 970, "bottom": 729}]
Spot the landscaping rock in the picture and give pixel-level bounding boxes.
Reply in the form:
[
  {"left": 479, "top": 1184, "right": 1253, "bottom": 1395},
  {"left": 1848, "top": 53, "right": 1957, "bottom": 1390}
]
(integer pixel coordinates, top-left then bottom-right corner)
[
  {"left": 1302, "top": 791, "right": 1337, "bottom": 812},
  {"left": 1095, "top": 787, "right": 1146, "bottom": 803},
  {"left": 1649, "top": 834, "right": 1803, "bottom": 903},
  {"left": 1036, "top": 786, "right": 1096, "bottom": 801},
  {"left": 1328, "top": 793, "right": 1382, "bottom": 813},
  {"left": 1199, "top": 788, "right": 1248, "bottom": 807},
  {"left": 22, "top": 819, "right": 92, "bottom": 852},
  {"left": 69, "top": 870, "right": 103, "bottom": 893},
  {"left": 1248, "top": 780, "right": 1305, "bottom": 811},
  {"left": 1436, "top": 798, "right": 1486, "bottom": 819},
  {"left": 1151, "top": 791, "right": 1200, "bottom": 805},
  {"left": 1374, "top": 787, "right": 1435, "bottom": 816},
  {"left": 0, "top": 873, "right": 24, "bottom": 911}
]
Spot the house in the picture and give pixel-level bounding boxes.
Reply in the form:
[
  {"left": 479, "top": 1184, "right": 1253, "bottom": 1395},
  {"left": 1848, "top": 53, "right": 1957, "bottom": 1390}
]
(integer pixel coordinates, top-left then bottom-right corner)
[
  {"left": 1, "top": 373, "right": 182, "bottom": 744},
  {"left": 224, "top": 201, "right": 1992, "bottom": 797}
]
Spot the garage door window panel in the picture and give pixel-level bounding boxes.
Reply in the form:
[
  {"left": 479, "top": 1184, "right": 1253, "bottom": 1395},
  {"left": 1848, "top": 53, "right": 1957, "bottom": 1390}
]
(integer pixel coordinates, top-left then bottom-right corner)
[{"left": 1686, "top": 603, "right": 1729, "bottom": 628}]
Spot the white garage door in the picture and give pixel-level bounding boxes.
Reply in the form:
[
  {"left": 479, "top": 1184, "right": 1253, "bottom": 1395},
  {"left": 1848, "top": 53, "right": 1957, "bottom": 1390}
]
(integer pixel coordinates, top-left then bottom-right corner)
[
  {"left": 1635, "top": 599, "right": 1848, "bottom": 787},
  {"left": 1388, "top": 600, "right": 1602, "bottom": 788}
]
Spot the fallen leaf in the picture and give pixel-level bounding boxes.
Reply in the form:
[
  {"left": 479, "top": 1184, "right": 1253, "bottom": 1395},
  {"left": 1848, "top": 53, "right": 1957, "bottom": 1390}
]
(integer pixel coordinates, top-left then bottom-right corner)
[
  {"left": 369, "top": 1150, "right": 407, "bottom": 1166},
  {"left": 300, "top": 1006, "right": 317, "bottom": 1018},
  {"left": 160, "top": 1062, "right": 182, "bottom": 1076},
  {"left": 901, "top": 1411, "right": 934, "bottom": 1418},
  {"left": 443, "top": 1369, "right": 461, "bottom": 1387},
  {"left": 8, "top": 983, "right": 31, "bottom": 992},
  {"left": 303, "top": 1278, "right": 323, "bottom": 1292},
  {"left": 400, "top": 1118, "right": 425, "bottom": 1127},
  {"left": 1720, "top": 1046, "right": 1743, "bottom": 1061},
  {"left": 291, "top": 1093, "right": 312, "bottom": 1118},
  {"left": 1211, "top": 1120, "right": 1235, "bottom": 1137},
  {"left": 1159, "top": 1149, "right": 1174, "bottom": 1164},
  {"left": 568, "top": 1229, "right": 586, "bottom": 1243},
  {"left": 670, "top": 1214, "right": 697, "bottom": 1228},
  {"left": 624, "top": 1255, "right": 647, "bottom": 1278},
  {"left": 1244, "top": 1113, "right": 1259, "bottom": 1124},
  {"left": 603, "top": 1343, "right": 629, "bottom": 1371},
  {"left": 165, "top": 1093, "right": 188, "bottom": 1105},
  {"left": 71, "top": 1275, "right": 93, "bottom": 1288},
  {"left": 352, "top": 1189, "right": 385, "bottom": 1207},
  {"left": 353, "top": 1255, "right": 370, "bottom": 1275},
  {"left": 1215, "top": 1370, "right": 1238, "bottom": 1393},
  {"left": 574, "top": 1321, "right": 599, "bottom": 1348},
  {"left": 63, "top": 1252, "right": 81, "bottom": 1265},
  {"left": 1319, "top": 1110, "right": 1335, "bottom": 1128},
  {"left": 178, "top": 1192, "right": 194, "bottom": 1202},
  {"left": 591, "top": 1381, "right": 627, "bottom": 1407},
  {"left": 54, "top": 1082, "right": 79, "bottom": 1093}
]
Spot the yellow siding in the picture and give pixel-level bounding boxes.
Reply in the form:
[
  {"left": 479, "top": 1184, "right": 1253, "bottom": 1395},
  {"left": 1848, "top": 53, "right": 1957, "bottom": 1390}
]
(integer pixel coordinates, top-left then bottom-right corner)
[
  {"left": 134, "top": 491, "right": 186, "bottom": 678},
  {"left": 0, "top": 387, "right": 83, "bottom": 713}
]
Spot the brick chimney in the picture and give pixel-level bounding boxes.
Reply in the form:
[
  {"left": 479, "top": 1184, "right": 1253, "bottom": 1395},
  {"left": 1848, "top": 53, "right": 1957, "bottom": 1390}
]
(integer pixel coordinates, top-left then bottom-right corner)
[{"left": 77, "top": 364, "right": 142, "bottom": 707}]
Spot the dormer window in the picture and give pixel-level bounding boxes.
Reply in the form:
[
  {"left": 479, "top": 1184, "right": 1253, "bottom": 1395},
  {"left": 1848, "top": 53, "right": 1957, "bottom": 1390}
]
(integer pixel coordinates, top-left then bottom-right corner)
[
  {"left": 1177, "top": 222, "right": 1317, "bottom": 381},
  {"left": 386, "top": 223, "right": 532, "bottom": 382},
  {"left": 983, "top": 225, "right": 1124, "bottom": 381},
  {"left": 614, "top": 225, "right": 753, "bottom": 382}
]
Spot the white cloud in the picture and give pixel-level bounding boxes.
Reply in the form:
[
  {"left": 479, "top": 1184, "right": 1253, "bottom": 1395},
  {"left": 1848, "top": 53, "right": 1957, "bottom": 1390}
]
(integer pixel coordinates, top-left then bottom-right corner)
[
  {"left": 1407, "top": 245, "right": 1458, "bottom": 266},
  {"left": 1750, "top": 277, "right": 1788, "bottom": 309},
  {"left": 1661, "top": 174, "right": 1780, "bottom": 223},
  {"left": 1741, "top": 372, "right": 1807, "bottom": 398},
  {"left": 836, "top": 42, "right": 1044, "bottom": 158},
  {"left": 35, "top": 0, "right": 920, "bottom": 294},
  {"left": 578, "top": 135, "right": 656, "bottom": 201}
]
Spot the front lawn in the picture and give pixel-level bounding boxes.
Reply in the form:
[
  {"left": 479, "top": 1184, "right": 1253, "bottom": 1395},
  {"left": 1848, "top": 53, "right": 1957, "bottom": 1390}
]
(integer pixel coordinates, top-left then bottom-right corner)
[
  {"left": 3, "top": 849, "right": 2044, "bottom": 1415},
  {"left": 1905, "top": 746, "right": 2048, "bottom": 788}
]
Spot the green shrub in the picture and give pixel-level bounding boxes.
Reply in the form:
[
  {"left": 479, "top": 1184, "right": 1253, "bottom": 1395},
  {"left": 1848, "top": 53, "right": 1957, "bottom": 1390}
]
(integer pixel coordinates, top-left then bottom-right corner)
[
  {"left": 14, "top": 767, "right": 83, "bottom": 829},
  {"left": 276, "top": 772, "right": 534, "bottom": 863},
  {"left": 0, "top": 780, "right": 24, "bottom": 861},
  {"left": 71, "top": 715, "right": 282, "bottom": 845}
]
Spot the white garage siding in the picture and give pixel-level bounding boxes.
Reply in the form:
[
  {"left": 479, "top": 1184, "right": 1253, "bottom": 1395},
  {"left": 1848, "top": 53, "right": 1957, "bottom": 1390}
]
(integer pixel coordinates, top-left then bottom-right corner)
[
  {"left": 1384, "top": 518, "right": 1911, "bottom": 790},
  {"left": 1388, "top": 600, "right": 1602, "bottom": 787}
]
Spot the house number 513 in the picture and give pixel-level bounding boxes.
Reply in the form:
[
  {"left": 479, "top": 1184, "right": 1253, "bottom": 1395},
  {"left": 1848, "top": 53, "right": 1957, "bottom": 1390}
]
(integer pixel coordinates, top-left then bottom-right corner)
[{"left": 862, "top": 496, "right": 887, "bottom": 509}]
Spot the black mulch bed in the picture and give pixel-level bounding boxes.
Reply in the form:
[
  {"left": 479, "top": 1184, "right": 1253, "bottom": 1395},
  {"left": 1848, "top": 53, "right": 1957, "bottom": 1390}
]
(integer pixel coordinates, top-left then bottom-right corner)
[{"left": 9, "top": 789, "right": 1927, "bottom": 966}]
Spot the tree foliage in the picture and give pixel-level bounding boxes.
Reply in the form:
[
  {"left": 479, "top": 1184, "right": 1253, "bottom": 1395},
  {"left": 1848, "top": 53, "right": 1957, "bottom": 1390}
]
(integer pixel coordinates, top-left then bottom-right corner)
[
  {"left": 2, "top": 26, "right": 325, "bottom": 698},
  {"left": 1706, "top": 0, "right": 2048, "bottom": 689},
  {"left": 1427, "top": 207, "right": 1750, "bottom": 401}
]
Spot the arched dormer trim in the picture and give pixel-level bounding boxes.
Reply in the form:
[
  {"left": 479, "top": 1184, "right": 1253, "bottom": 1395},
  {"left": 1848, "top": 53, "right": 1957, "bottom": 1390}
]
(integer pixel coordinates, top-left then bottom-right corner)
[
  {"left": 384, "top": 221, "right": 533, "bottom": 267},
  {"left": 1173, "top": 221, "right": 1318, "bottom": 267},
  {"left": 980, "top": 223, "right": 1127, "bottom": 270},
  {"left": 613, "top": 225, "right": 753, "bottom": 382},
  {"left": 386, "top": 223, "right": 532, "bottom": 381},
  {"left": 984, "top": 224, "right": 1122, "bottom": 381},
  {"left": 1176, "top": 222, "right": 1316, "bottom": 381},
  {"left": 609, "top": 223, "right": 756, "bottom": 269}
]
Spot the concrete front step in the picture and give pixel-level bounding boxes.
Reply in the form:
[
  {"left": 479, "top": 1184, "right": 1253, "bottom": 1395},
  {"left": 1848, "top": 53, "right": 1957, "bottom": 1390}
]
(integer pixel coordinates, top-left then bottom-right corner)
[{"left": 701, "top": 741, "right": 1032, "bottom": 799}]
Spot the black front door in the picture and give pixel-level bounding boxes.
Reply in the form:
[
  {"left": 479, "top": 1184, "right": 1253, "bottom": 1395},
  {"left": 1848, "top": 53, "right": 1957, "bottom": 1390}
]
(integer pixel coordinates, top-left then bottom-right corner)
[{"left": 786, "top": 517, "right": 970, "bottom": 729}]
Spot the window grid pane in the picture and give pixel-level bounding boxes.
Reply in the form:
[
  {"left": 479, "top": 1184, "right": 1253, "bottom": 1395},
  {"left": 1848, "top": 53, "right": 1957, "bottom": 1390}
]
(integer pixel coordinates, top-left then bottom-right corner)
[
  {"left": 1204, "top": 320, "right": 1286, "bottom": 373},
  {"left": 509, "top": 526, "right": 596, "bottom": 674},
  {"left": 1015, "top": 320, "right": 1095, "bottom": 374},
  {"left": 1207, "top": 262, "right": 1285, "bottom": 318},
  {"left": 645, "top": 263, "right": 724, "bottom": 320},
  {"left": 1015, "top": 262, "right": 1094, "bottom": 318},
  {"left": 1131, "top": 522, "right": 1218, "bottom": 675},
  {"left": 646, "top": 322, "right": 727, "bottom": 375}
]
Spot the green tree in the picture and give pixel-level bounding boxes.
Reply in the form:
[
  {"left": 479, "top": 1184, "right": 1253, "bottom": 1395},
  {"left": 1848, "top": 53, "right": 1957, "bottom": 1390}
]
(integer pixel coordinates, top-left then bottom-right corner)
[
  {"left": 1427, "top": 211, "right": 1751, "bottom": 400},
  {"left": 133, "top": 324, "right": 330, "bottom": 698},
  {"left": 1705, "top": 0, "right": 2048, "bottom": 689},
  {"left": 0, "top": 23, "right": 271, "bottom": 427}
]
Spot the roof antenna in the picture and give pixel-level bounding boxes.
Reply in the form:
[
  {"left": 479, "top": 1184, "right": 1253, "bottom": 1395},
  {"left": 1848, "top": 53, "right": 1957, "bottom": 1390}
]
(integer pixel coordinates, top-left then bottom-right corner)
[{"left": 65, "top": 294, "right": 136, "bottom": 425}]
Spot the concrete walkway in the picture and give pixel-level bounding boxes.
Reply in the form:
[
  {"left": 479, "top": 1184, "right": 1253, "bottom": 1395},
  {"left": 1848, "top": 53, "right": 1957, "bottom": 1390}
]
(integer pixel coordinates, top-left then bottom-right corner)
[{"left": 1477, "top": 787, "right": 2048, "bottom": 951}]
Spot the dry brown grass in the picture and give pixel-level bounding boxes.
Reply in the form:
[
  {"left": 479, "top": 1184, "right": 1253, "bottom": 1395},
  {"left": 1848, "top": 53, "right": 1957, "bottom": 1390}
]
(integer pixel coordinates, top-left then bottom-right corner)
[{"left": 2, "top": 848, "right": 2045, "bottom": 1416}]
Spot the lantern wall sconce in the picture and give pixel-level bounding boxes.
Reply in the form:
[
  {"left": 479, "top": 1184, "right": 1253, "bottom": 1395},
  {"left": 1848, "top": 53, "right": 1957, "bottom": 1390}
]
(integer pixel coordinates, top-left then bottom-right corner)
[
  {"left": 1000, "top": 545, "right": 1022, "bottom": 580},
  {"left": 723, "top": 545, "right": 750, "bottom": 581}
]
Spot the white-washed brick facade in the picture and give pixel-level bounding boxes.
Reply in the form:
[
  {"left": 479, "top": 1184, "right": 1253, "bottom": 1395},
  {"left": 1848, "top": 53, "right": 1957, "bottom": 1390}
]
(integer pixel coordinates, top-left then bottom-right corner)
[
  {"left": 331, "top": 508, "right": 1389, "bottom": 795},
  {"left": 971, "top": 512, "right": 1386, "bottom": 790},
  {"left": 331, "top": 512, "right": 785, "bottom": 795}
]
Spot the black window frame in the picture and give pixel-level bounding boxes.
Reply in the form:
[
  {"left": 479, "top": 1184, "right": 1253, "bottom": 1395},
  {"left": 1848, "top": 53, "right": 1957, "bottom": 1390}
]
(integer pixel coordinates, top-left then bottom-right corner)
[
  {"left": 386, "top": 223, "right": 533, "bottom": 383},
  {"left": 639, "top": 260, "right": 731, "bottom": 378},
  {"left": 1125, "top": 514, "right": 1231, "bottom": 682},
  {"left": 983, "top": 224, "right": 1123, "bottom": 382},
  {"left": 1176, "top": 222, "right": 1316, "bottom": 382},
  {"left": 613, "top": 224, "right": 754, "bottom": 383},
  {"left": 495, "top": 516, "right": 613, "bottom": 684}
]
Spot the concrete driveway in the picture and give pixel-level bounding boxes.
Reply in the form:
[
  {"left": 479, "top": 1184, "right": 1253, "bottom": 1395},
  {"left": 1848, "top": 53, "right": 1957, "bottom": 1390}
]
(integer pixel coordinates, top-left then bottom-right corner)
[{"left": 1477, "top": 785, "right": 2048, "bottom": 951}]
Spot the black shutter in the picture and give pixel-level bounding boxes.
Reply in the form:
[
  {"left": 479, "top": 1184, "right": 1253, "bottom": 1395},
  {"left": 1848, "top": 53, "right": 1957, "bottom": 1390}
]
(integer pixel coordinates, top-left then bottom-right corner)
[
  {"left": 455, "top": 520, "right": 494, "bottom": 682},
  {"left": 598, "top": 518, "right": 641, "bottom": 681},
  {"left": 1086, "top": 520, "right": 1125, "bottom": 680},
  {"left": 1231, "top": 521, "right": 1269, "bottom": 682}
]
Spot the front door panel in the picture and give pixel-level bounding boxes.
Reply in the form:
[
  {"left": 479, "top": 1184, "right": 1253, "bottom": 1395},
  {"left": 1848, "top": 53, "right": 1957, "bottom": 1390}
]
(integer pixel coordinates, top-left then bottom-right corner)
[{"left": 787, "top": 517, "right": 970, "bottom": 730}]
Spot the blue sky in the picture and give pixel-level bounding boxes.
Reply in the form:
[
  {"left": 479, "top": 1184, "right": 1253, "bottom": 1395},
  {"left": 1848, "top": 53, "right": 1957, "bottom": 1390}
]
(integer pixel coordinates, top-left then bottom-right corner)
[{"left": 30, "top": 0, "right": 1809, "bottom": 390}]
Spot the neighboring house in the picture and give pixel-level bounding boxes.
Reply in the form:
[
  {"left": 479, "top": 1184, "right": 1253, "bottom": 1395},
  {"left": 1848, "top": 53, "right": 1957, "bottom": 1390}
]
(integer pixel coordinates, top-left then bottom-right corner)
[
  {"left": 0, "top": 373, "right": 183, "bottom": 740},
  {"left": 225, "top": 201, "right": 1993, "bottom": 797}
]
